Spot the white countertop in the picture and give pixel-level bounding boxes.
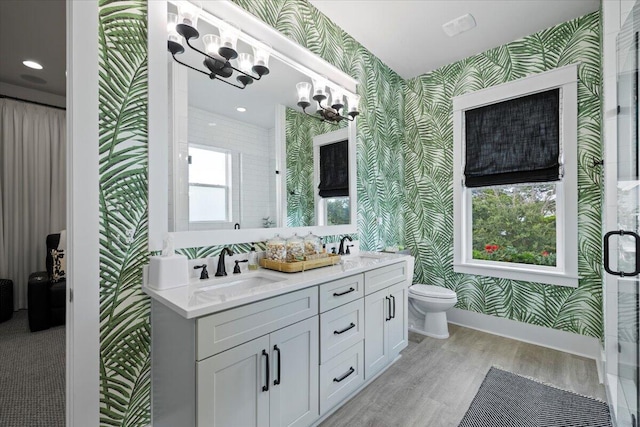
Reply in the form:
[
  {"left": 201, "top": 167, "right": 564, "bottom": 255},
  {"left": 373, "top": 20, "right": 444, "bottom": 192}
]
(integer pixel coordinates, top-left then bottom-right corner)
[{"left": 143, "top": 252, "right": 413, "bottom": 319}]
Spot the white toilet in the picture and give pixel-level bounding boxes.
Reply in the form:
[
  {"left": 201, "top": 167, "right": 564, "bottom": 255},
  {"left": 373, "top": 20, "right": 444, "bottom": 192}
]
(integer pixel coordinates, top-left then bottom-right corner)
[{"left": 408, "top": 284, "right": 457, "bottom": 339}]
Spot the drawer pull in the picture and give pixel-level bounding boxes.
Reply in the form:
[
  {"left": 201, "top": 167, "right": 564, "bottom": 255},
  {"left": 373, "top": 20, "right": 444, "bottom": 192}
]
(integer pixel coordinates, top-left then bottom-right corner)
[
  {"left": 262, "top": 349, "right": 269, "bottom": 392},
  {"left": 334, "top": 322, "right": 356, "bottom": 335},
  {"left": 333, "top": 287, "right": 355, "bottom": 297},
  {"left": 385, "top": 296, "right": 391, "bottom": 321},
  {"left": 333, "top": 367, "right": 355, "bottom": 383},
  {"left": 273, "top": 345, "right": 281, "bottom": 386},
  {"left": 390, "top": 295, "right": 396, "bottom": 319}
]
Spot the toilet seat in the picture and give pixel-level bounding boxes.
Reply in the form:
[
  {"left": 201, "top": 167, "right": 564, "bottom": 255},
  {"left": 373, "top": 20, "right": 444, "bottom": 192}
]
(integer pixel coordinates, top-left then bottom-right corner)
[{"left": 409, "top": 284, "right": 456, "bottom": 299}]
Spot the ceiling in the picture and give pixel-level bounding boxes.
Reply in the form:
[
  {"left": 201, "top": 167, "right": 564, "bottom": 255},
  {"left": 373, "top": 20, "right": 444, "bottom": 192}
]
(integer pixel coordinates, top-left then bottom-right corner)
[
  {"left": 0, "top": 0, "right": 600, "bottom": 108},
  {"left": 309, "top": 0, "right": 600, "bottom": 79},
  {"left": 0, "top": 0, "right": 66, "bottom": 96}
]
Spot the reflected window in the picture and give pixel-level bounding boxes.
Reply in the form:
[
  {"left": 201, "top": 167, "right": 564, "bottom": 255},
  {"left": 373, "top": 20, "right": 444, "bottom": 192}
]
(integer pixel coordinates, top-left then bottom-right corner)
[
  {"left": 188, "top": 146, "right": 231, "bottom": 222},
  {"left": 325, "top": 196, "right": 350, "bottom": 226}
]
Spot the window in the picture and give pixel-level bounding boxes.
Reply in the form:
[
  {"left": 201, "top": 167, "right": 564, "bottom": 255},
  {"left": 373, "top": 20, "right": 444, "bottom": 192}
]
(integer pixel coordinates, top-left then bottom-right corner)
[
  {"left": 325, "top": 197, "right": 350, "bottom": 225},
  {"left": 314, "top": 128, "right": 351, "bottom": 226},
  {"left": 188, "top": 146, "right": 231, "bottom": 222},
  {"left": 453, "top": 65, "right": 579, "bottom": 287}
]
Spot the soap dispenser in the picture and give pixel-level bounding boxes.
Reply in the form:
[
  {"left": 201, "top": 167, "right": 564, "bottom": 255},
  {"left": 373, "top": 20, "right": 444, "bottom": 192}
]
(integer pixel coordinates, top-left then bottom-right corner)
[{"left": 248, "top": 246, "right": 259, "bottom": 270}]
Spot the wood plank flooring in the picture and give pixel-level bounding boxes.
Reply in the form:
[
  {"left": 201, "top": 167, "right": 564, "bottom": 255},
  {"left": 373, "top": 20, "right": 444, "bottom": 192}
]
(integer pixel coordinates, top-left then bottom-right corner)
[{"left": 320, "top": 324, "right": 605, "bottom": 427}]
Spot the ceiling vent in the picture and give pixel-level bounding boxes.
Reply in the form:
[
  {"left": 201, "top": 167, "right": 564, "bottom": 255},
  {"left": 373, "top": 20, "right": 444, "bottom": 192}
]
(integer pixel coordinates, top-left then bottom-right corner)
[{"left": 442, "top": 13, "right": 477, "bottom": 37}]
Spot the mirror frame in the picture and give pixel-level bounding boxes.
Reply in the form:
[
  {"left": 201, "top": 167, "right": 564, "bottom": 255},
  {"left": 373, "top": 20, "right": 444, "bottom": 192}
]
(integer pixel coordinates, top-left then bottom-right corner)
[{"left": 148, "top": 0, "right": 358, "bottom": 251}]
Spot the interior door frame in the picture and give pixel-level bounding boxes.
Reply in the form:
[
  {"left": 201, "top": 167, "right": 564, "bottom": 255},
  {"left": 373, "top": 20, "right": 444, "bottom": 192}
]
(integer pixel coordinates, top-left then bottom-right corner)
[{"left": 66, "top": 0, "right": 100, "bottom": 425}]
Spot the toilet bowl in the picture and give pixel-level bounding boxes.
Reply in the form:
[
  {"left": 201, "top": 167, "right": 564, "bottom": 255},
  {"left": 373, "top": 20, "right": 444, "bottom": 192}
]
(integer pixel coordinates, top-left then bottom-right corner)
[{"left": 408, "top": 284, "right": 457, "bottom": 339}]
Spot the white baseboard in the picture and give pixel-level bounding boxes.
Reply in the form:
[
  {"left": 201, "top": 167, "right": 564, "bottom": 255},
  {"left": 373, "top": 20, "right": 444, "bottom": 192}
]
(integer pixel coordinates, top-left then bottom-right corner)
[{"left": 447, "top": 308, "right": 601, "bottom": 361}]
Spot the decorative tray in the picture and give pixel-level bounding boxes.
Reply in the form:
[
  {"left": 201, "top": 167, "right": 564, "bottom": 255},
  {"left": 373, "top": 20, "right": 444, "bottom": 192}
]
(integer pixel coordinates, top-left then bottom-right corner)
[{"left": 259, "top": 254, "right": 342, "bottom": 273}]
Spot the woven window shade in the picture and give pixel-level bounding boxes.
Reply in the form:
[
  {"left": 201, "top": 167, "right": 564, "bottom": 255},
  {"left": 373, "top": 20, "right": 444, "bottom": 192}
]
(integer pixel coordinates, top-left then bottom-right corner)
[
  {"left": 464, "top": 89, "right": 560, "bottom": 188},
  {"left": 318, "top": 140, "right": 349, "bottom": 198}
]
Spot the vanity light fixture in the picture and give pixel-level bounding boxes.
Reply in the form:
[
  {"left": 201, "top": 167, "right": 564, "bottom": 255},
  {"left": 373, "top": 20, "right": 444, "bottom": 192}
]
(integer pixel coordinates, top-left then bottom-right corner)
[
  {"left": 296, "top": 79, "right": 359, "bottom": 123},
  {"left": 167, "top": 3, "right": 270, "bottom": 90}
]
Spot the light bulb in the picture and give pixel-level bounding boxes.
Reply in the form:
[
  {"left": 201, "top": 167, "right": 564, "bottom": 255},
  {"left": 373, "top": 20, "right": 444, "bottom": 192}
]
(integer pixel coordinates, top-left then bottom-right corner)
[
  {"left": 312, "top": 78, "right": 327, "bottom": 97},
  {"left": 237, "top": 53, "right": 254, "bottom": 74},
  {"left": 203, "top": 34, "right": 222, "bottom": 57},
  {"left": 219, "top": 22, "right": 240, "bottom": 50},
  {"left": 331, "top": 88, "right": 345, "bottom": 109},
  {"left": 177, "top": 1, "right": 201, "bottom": 27},
  {"left": 348, "top": 94, "right": 360, "bottom": 113},
  {"left": 167, "top": 13, "right": 178, "bottom": 33},
  {"left": 296, "top": 82, "right": 311, "bottom": 103},
  {"left": 252, "top": 43, "right": 270, "bottom": 68}
]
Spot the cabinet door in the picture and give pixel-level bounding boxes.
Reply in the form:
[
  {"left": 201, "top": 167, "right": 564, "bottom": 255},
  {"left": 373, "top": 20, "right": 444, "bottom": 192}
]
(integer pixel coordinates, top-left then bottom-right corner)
[
  {"left": 269, "top": 316, "right": 319, "bottom": 427},
  {"left": 197, "top": 335, "right": 270, "bottom": 427},
  {"left": 387, "top": 282, "right": 408, "bottom": 359},
  {"left": 364, "top": 288, "right": 389, "bottom": 380}
]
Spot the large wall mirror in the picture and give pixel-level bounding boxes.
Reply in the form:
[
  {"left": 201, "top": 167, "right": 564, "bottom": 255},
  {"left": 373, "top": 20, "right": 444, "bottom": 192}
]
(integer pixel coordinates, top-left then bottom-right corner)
[{"left": 148, "top": 0, "right": 358, "bottom": 250}]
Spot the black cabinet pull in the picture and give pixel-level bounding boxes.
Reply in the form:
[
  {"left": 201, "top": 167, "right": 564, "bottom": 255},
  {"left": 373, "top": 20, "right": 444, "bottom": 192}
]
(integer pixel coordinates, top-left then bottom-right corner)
[
  {"left": 262, "top": 349, "right": 269, "bottom": 392},
  {"left": 333, "top": 287, "right": 355, "bottom": 297},
  {"left": 385, "top": 296, "right": 391, "bottom": 321},
  {"left": 273, "top": 345, "right": 281, "bottom": 386},
  {"left": 390, "top": 295, "right": 396, "bottom": 319},
  {"left": 333, "top": 367, "right": 355, "bottom": 383},
  {"left": 604, "top": 230, "right": 640, "bottom": 277},
  {"left": 334, "top": 322, "right": 356, "bottom": 335}
]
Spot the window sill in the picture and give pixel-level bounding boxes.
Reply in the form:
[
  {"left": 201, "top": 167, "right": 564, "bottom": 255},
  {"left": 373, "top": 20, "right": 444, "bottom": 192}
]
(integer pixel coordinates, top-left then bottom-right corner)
[{"left": 453, "top": 262, "right": 579, "bottom": 288}]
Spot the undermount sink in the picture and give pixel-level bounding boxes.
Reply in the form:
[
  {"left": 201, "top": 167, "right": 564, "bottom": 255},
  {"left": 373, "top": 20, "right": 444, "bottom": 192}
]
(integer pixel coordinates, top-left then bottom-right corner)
[
  {"left": 193, "top": 272, "right": 283, "bottom": 295},
  {"left": 339, "top": 253, "right": 386, "bottom": 269}
]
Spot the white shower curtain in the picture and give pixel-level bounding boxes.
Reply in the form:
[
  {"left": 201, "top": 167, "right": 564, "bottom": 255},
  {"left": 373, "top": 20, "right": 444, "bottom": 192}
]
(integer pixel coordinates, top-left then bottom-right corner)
[{"left": 0, "top": 98, "right": 66, "bottom": 310}]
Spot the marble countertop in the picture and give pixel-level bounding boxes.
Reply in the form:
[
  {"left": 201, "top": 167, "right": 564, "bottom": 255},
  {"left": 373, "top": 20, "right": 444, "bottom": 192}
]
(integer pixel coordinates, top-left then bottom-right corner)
[{"left": 143, "top": 251, "right": 413, "bottom": 319}]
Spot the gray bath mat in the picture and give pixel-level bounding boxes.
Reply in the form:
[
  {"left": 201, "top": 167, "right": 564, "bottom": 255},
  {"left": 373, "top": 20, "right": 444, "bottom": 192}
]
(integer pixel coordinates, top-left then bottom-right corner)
[{"left": 459, "top": 367, "right": 612, "bottom": 427}]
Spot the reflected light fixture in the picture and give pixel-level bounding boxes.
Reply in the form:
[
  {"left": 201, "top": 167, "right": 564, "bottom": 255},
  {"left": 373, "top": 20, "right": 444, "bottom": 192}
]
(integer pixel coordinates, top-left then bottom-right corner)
[
  {"left": 296, "top": 79, "right": 359, "bottom": 123},
  {"left": 167, "top": 2, "right": 270, "bottom": 90}
]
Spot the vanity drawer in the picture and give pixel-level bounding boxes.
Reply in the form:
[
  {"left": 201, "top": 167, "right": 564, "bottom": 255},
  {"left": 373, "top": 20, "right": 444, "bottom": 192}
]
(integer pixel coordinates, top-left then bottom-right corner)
[
  {"left": 319, "top": 341, "right": 364, "bottom": 415},
  {"left": 196, "top": 287, "right": 318, "bottom": 360},
  {"left": 319, "top": 273, "right": 364, "bottom": 312},
  {"left": 364, "top": 262, "right": 407, "bottom": 295},
  {"left": 320, "top": 299, "right": 364, "bottom": 364}
]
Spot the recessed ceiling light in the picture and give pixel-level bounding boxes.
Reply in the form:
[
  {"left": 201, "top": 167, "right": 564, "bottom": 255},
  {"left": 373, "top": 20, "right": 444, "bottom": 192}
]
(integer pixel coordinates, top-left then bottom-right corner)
[
  {"left": 236, "top": 107, "right": 246, "bottom": 112},
  {"left": 23, "top": 60, "right": 43, "bottom": 70},
  {"left": 442, "top": 13, "right": 476, "bottom": 37},
  {"left": 208, "top": 122, "right": 216, "bottom": 126}
]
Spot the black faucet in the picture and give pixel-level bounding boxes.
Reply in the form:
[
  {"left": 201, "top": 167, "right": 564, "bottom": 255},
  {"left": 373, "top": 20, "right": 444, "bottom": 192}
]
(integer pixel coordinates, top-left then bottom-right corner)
[
  {"left": 338, "top": 235, "right": 353, "bottom": 255},
  {"left": 194, "top": 264, "right": 209, "bottom": 280},
  {"left": 233, "top": 259, "right": 248, "bottom": 274},
  {"left": 215, "top": 247, "right": 235, "bottom": 277}
]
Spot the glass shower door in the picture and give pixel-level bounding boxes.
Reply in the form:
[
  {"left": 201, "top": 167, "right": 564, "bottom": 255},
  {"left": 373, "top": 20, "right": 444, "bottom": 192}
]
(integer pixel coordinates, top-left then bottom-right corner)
[{"left": 607, "top": 3, "right": 640, "bottom": 425}]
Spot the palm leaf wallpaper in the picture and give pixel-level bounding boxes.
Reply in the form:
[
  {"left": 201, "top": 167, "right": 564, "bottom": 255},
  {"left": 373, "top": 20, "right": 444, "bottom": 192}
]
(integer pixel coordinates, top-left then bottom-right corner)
[
  {"left": 98, "top": 0, "right": 150, "bottom": 425},
  {"left": 403, "top": 11, "right": 603, "bottom": 338},
  {"left": 285, "top": 107, "right": 347, "bottom": 227},
  {"left": 97, "top": 0, "right": 603, "bottom": 424}
]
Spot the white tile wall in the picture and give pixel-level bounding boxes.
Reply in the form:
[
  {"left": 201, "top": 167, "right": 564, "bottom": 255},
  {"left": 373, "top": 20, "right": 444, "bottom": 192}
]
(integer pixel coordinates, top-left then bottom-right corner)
[{"left": 180, "top": 107, "right": 277, "bottom": 230}]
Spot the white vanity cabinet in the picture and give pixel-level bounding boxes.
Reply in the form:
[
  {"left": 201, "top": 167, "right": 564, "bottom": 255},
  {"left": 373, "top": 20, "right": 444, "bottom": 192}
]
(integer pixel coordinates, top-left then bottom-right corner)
[
  {"left": 149, "top": 255, "right": 413, "bottom": 427},
  {"left": 197, "top": 316, "right": 319, "bottom": 427},
  {"left": 363, "top": 273, "right": 408, "bottom": 380},
  {"left": 151, "top": 288, "right": 319, "bottom": 427}
]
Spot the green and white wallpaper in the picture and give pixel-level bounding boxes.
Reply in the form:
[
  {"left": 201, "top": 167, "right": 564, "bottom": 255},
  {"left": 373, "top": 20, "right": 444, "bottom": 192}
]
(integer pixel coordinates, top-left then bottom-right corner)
[
  {"left": 96, "top": 0, "right": 603, "bottom": 424},
  {"left": 98, "top": 0, "right": 150, "bottom": 425},
  {"left": 403, "top": 11, "right": 603, "bottom": 338},
  {"left": 285, "top": 107, "right": 347, "bottom": 228}
]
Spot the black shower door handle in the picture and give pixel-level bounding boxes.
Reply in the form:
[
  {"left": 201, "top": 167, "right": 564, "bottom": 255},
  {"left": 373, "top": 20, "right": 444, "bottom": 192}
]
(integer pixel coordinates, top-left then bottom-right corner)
[{"left": 604, "top": 230, "right": 640, "bottom": 277}]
